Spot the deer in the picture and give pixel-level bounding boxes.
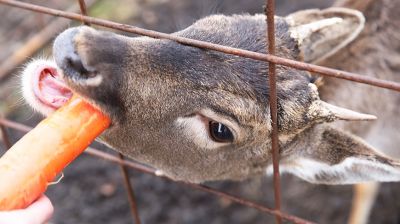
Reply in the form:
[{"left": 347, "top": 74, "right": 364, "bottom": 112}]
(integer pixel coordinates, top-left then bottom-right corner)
[
  {"left": 19, "top": 0, "right": 399, "bottom": 223},
  {"left": 319, "top": 0, "right": 400, "bottom": 223}
]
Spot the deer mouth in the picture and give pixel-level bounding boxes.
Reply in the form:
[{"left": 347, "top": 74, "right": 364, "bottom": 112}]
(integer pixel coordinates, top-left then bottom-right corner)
[
  {"left": 34, "top": 65, "right": 72, "bottom": 109},
  {"left": 22, "top": 60, "right": 73, "bottom": 113}
]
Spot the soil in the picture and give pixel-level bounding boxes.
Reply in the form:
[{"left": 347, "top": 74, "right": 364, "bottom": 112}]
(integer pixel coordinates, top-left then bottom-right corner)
[{"left": 1, "top": 0, "right": 400, "bottom": 224}]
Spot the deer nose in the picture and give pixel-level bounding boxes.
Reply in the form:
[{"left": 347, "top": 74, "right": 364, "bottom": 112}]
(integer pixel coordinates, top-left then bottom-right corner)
[{"left": 53, "top": 27, "right": 91, "bottom": 78}]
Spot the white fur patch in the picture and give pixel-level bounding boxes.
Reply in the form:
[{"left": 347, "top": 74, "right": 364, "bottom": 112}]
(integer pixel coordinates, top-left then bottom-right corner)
[
  {"left": 289, "top": 17, "right": 343, "bottom": 44},
  {"left": 175, "top": 109, "right": 238, "bottom": 150},
  {"left": 175, "top": 115, "right": 224, "bottom": 150},
  {"left": 155, "top": 170, "right": 165, "bottom": 176},
  {"left": 70, "top": 73, "right": 103, "bottom": 87},
  {"left": 266, "top": 157, "right": 400, "bottom": 184}
]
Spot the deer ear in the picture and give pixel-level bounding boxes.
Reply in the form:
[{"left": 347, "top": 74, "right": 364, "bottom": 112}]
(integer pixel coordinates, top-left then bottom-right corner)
[
  {"left": 276, "top": 125, "right": 400, "bottom": 184},
  {"left": 285, "top": 8, "right": 365, "bottom": 63}
]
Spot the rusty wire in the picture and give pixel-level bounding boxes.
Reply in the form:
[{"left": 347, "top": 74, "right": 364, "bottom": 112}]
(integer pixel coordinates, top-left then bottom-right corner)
[
  {"left": 0, "top": 0, "right": 399, "bottom": 224},
  {"left": 0, "top": 123, "right": 11, "bottom": 150},
  {"left": 117, "top": 153, "right": 142, "bottom": 224},
  {"left": 265, "top": 0, "right": 282, "bottom": 223},
  {"left": 77, "top": 0, "right": 90, "bottom": 26},
  {"left": 0, "top": 0, "right": 400, "bottom": 92},
  {"left": 0, "top": 118, "right": 314, "bottom": 224}
]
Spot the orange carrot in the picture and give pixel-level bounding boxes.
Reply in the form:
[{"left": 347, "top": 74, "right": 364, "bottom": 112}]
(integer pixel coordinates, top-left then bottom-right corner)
[{"left": 0, "top": 96, "right": 110, "bottom": 210}]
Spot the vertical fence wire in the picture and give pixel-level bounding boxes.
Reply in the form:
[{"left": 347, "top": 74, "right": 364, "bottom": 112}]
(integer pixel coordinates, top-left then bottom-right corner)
[
  {"left": 1, "top": 0, "right": 399, "bottom": 223},
  {"left": 0, "top": 0, "right": 97, "bottom": 81},
  {"left": 118, "top": 153, "right": 142, "bottom": 224},
  {"left": 78, "top": 0, "right": 90, "bottom": 26},
  {"left": 265, "top": 0, "right": 282, "bottom": 223},
  {"left": 0, "top": 123, "right": 12, "bottom": 150},
  {"left": 76, "top": 1, "right": 141, "bottom": 223}
]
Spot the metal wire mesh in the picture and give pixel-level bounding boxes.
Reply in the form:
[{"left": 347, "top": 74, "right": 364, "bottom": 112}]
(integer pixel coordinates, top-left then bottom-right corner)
[{"left": 0, "top": 0, "right": 399, "bottom": 223}]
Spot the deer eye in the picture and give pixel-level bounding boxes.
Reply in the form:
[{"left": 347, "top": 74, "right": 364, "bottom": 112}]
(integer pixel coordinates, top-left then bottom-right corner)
[{"left": 209, "top": 121, "right": 234, "bottom": 143}]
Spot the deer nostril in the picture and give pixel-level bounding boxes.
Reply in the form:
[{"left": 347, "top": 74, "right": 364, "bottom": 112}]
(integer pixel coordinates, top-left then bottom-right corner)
[{"left": 65, "top": 54, "right": 90, "bottom": 76}]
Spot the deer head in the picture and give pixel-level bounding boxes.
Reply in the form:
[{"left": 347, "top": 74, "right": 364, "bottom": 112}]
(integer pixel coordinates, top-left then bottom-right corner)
[{"left": 21, "top": 7, "right": 400, "bottom": 184}]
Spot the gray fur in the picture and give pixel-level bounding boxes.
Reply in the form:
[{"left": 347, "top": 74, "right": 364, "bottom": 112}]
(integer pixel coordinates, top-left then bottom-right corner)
[
  {"left": 322, "top": 0, "right": 400, "bottom": 159},
  {"left": 46, "top": 2, "right": 399, "bottom": 184}
]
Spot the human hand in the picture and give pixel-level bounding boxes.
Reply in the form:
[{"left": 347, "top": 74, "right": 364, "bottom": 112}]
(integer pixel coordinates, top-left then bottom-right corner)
[{"left": 0, "top": 195, "right": 53, "bottom": 224}]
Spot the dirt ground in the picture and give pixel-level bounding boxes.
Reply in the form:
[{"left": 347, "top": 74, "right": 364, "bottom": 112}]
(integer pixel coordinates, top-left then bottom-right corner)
[{"left": 1, "top": 0, "right": 400, "bottom": 223}]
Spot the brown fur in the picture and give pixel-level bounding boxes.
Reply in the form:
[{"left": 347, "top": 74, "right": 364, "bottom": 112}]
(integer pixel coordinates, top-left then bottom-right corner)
[
  {"left": 321, "top": 0, "right": 400, "bottom": 158},
  {"left": 319, "top": 0, "right": 400, "bottom": 223},
  {"left": 34, "top": 1, "right": 399, "bottom": 185}
]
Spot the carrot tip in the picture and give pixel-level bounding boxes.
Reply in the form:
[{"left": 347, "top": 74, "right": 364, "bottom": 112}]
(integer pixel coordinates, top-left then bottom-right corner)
[{"left": 0, "top": 96, "right": 110, "bottom": 210}]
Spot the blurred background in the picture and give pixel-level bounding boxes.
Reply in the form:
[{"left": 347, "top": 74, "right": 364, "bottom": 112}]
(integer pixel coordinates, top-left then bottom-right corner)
[{"left": 1, "top": 0, "right": 400, "bottom": 223}]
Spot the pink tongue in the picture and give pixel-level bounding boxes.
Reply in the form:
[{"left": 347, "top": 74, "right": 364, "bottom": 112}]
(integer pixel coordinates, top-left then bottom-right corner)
[{"left": 34, "top": 68, "right": 73, "bottom": 109}]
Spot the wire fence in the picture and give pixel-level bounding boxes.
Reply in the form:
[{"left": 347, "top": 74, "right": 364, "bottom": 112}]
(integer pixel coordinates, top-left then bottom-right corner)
[{"left": 0, "top": 0, "right": 399, "bottom": 224}]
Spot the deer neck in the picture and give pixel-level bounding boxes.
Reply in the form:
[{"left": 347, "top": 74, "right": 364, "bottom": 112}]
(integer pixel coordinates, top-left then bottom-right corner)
[{"left": 317, "top": 0, "right": 400, "bottom": 155}]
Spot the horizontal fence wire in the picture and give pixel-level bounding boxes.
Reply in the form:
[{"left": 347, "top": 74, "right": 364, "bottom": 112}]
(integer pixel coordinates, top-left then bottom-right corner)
[
  {"left": 0, "top": 118, "right": 314, "bottom": 224},
  {"left": 0, "top": 0, "right": 399, "bottom": 92},
  {"left": 0, "top": 0, "right": 399, "bottom": 223}
]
